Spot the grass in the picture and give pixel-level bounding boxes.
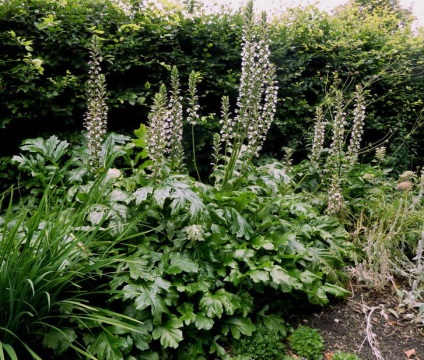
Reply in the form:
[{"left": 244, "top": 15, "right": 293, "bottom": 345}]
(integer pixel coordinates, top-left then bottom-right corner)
[{"left": 0, "top": 186, "right": 142, "bottom": 358}]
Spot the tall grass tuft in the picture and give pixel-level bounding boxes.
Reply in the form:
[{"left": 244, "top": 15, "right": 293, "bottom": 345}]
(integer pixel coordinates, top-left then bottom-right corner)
[
  {"left": 0, "top": 185, "right": 141, "bottom": 358},
  {"left": 350, "top": 169, "right": 424, "bottom": 292}
]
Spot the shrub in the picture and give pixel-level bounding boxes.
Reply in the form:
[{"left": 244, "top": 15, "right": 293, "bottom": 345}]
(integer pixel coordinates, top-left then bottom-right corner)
[
  {"left": 332, "top": 351, "right": 362, "bottom": 360},
  {"left": 288, "top": 326, "right": 325, "bottom": 360},
  {"left": 231, "top": 326, "right": 286, "bottom": 360}
]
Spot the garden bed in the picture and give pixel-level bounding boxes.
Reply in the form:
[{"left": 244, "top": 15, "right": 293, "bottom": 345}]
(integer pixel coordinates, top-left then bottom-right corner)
[{"left": 288, "top": 283, "right": 424, "bottom": 360}]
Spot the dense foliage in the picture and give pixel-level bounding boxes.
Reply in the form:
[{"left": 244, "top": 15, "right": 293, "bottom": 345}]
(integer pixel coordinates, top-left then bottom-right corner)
[{"left": 0, "top": 0, "right": 423, "bottom": 359}]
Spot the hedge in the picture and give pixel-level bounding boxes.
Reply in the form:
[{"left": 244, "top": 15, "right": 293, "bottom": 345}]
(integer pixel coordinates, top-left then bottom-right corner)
[{"left": 0, "top": 0, "right": 423, "bottom": 175}]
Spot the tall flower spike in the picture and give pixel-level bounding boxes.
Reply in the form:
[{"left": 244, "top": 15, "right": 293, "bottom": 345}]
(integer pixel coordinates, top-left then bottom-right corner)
[
  {"left": 211, "top": 133, "right": 221, "bottom": 169},
  {"left": 219, "top": 95, "right": 233, "bottom": 154},
  {"left": 330, "top": 90, "right": 346, "bottom": 159},
  {"left": 186, "top": 71, "right": 201, "bottom": 126},
  {"left": 239, "top": 7, "right": 277, "bottom": 158},
  {"left": 326, "top": 175, "right": 345, "bottom": 216},
  {"left": 347, "top": 84, "right": 366, "bottom": 165},
  {"left": 375, "top": 146, "right": 386, "bottom": 162},
  {"left": 325, "top": 90, "right": 346, "bottom": 176},
  {"left": 84, "top": 35, "right": 108, "bottom": 172},
  {"left": 236, "top": 2, "right": 263, "bottom": 142},
  {"left": 167, "top": 66, "right": 184, "bottom": 171},
  {"left": 218, "top": 0, "right": 278, "bottom": 189},
  {"left": 310, "top": 107, "right": 326, "bottom": 164},
  {"left": 146, "top": 84, "right": 168, "bottom": 178}
]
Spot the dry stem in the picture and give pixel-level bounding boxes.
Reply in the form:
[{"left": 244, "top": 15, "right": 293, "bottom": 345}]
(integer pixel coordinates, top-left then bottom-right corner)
[{"left": 360, "top": 302, "right": 385, "bottom": 360}]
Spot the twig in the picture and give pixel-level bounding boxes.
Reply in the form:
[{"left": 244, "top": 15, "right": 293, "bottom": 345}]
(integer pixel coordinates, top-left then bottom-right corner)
[{"left": 363, "top": 304, "right": 385, "bottom": 360}]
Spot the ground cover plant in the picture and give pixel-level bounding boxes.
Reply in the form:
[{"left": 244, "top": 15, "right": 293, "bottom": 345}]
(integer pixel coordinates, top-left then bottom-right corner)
[{"left": 1, "top": 0, "right": 423, "bottom": 359}]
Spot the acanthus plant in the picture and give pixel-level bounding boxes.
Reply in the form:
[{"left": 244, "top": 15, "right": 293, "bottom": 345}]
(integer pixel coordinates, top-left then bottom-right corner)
[
  {"left": 138, "top": 0, "right": 278, "bottom": 188},
  {"left": 104, "top": 167, "right": 351, "bottom": 358},
  {"left": 143, "top": 66, "right": 200, "bottom": 180},
  {"left": 109, "top": 2, "right": 350, "bottom": 356},
  {"left": 7, "top": 1, "right": 355, "bottom": 358},
  {"left": 309, "top": 83, "right": 368, "bottom": 216},
  {"left": 211, "top": 0, "right": 278, "bottom": 190}
]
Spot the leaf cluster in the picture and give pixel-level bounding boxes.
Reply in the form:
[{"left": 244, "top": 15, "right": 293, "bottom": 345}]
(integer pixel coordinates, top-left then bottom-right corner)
[
  {"left": 230, "top": 326, "right": 286, "bottom": 360},
  {"left": 288, "top": 326, "right": 325, "bottom": 360}
]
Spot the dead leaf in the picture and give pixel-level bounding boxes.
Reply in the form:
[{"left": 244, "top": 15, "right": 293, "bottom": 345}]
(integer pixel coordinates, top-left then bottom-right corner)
[
  {"left": 380, "top": 308, "right": 389, "bottom": 321},
  {"left": 324, "top": 352, "right": 334, "bottom": 360},
  {"left": 405, "top": 348, "right": 416, "bottom": 358},
  {"left": 388, "top": 308, "right": 399, "bottom": 318}
]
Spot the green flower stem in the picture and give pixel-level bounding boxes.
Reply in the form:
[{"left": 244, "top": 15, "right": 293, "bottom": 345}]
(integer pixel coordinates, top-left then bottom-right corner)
[{"left": 191, "top": 124, "right": 201, "bottom": 182}]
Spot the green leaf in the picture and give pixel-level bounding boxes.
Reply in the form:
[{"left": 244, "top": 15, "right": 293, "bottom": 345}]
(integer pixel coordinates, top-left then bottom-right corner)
[
  {"left": 133, "top": 186, "right": 154, "bottom": 205},
  {"left": 87, "top": 204, "right": 110, "bottom": 225},
  {"left": 131, "top": 331, "right": 152, "bottom": 351},
  {"left": 133, "top": 123, "right": 147, "bottom": 148},
  {"left": 123, "top": 281, "right": 170, "bottom": 321},
  {"left": 43, "top": 328, "right": 77, "bottom": 353},
  {"left": 194, "top": 312, "right": 214, "bottom": 330},
  {"left": 200, "top": 292, "right": 223, "bottom": 318},
  {"left": 300, "top": 270, "right": 321, "bottom": 285},
  {"left": 209, "top": 338, "right": 227, "bottom": 357},
  {"left": 20, "top": 135, "right": 69, "bottom": 163},
  {"left": 258, "top": 309, "right": 287, "bottom": 335},
  {"left": 269, "top": 265, "right": 299, "bottom": 292},
  {"left": 233, "top": 248, "right": 255, "bottom": 260},
  {"left": 125, "top": 258, "right": 149, "bottom": 280},
  {"left": 87, "top": 332, "right": 125, "bottom": 360},
  {"left": 227, "top": 208, "right": 253, "bottom": 239},
  {"left": 236, "top": 291, "right": 254, "bottom": 317},
  {"left": 110, "top": 189, "right": 131, "bottom": 204},
  {"left": 169, "top": 184, "right": 206, "bottom": 221},
  {"left": 247, "top": 269, "right": 270, "bottom": 283},
  {"left": 223, "top": 317, "right": 256, "bottom": 339},
  {"left": 252, "top": 236, "right": 274, "bottom": 250},
  {"left": 200, "top": 290, "right": 236, "bottom": 318},
  {"left": 153, "top": 185, "right": 172, "bottom": 208},
  {"left": 168, "top": 253, "right": 199, "bottom": 274},
  {"left": 180, "top": 280, "right": 210, "bottom": 295},
  {"left": 306, "top": 284, "right": 329, "bottom": 305},
  {"left": 274, "top": 231, "right": 296, "bottom": 247},
  {"left": 177, "top": 303, "right": 196, "bottom": 325},
  {"left": 224, "top": 268, "right": 244, "bottom": 286},
  {"left": 152, "top": 319, "right": 183, "bottom": 349},
  {"left": 0, "top": 343, "right": 18, "bottom": 360},
  {"left": 322, "top": 283, "right": 350, "bottom": 298}
]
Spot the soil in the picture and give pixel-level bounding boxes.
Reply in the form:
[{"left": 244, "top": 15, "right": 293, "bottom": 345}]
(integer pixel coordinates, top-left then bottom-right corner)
[{"left": 287, "top": 282, "right": 424, "bottom": 360}]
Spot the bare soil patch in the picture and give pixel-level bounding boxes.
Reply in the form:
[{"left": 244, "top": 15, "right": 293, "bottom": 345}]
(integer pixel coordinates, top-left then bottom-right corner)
[{"left": 287, "top": 284, "right": 423, "bottom": 360}]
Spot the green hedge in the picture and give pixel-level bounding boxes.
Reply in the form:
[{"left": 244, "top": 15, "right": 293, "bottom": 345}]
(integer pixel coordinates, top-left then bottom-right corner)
[{"left": 1, "top": 0, "right": 423, "bottom": 171}]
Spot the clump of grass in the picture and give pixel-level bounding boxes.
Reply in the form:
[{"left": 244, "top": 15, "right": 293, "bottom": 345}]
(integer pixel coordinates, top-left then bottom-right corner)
[
  {"left": 0, "top": 186, "right": 141, "bottom": 358},
  {"left": 350, "top": 169, "right": 424, "bottom": 292}
]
